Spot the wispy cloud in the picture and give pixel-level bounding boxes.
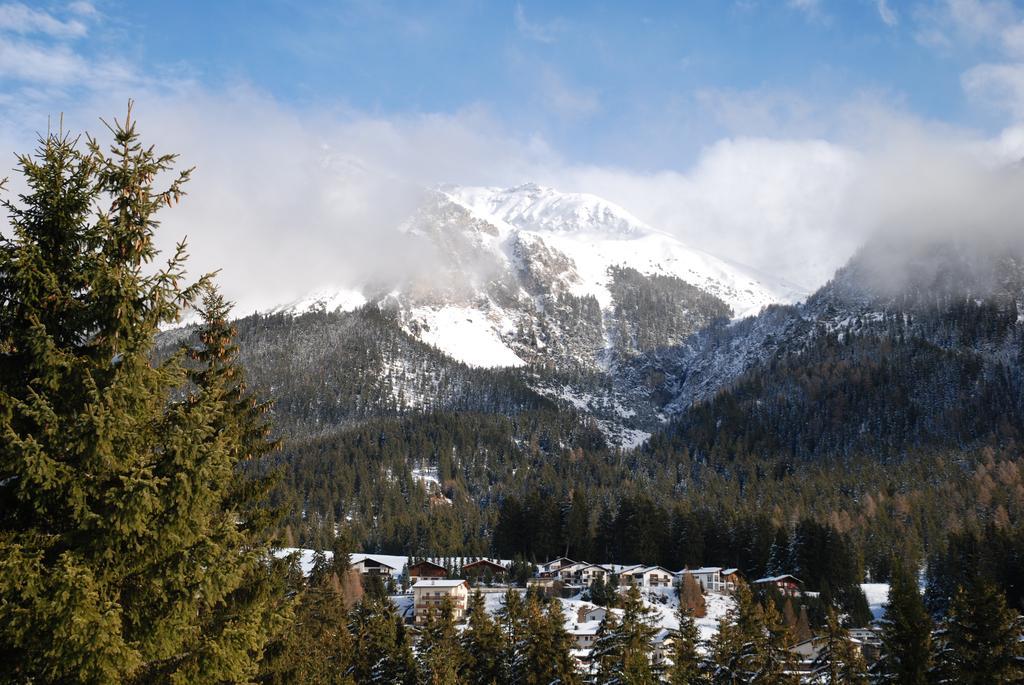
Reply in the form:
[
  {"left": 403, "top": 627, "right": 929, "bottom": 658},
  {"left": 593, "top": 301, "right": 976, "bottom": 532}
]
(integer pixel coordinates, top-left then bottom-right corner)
[
  {"left": 539, "top": 68, "right": 599, "bottom": 118},
  {"left": 875, "top": 0, "right": 898, "bottom": 27},
  {"left": 513, "top": 3, "right": 560, "bottom": 43},
  {"left": 787, "top": 0, "right": 828, "bottom": 22},
  {"left": 911, "top": 1, "right": 1024, "bottom": 119},
  {"left": 68, "top": 2, "right": 98, "bottom": 19},
  {"left": 963, "top": 62, "right": 1024, "bottom": 117},
  {"left": 0, "top": 2, "right": 86, "bottom": 38}
]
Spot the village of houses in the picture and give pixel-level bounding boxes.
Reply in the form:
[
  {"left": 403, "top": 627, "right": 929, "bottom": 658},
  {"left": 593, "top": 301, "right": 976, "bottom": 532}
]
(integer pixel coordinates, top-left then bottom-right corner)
[{"left": 286, "top": 549, "right": 890, "bottom": 678}]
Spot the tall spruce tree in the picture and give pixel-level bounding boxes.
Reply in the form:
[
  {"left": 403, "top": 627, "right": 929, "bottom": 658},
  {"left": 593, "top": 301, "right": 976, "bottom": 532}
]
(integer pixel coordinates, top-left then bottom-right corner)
[
  {"left": 666, "top": 605, "right": 708, "bottom": 684},
  {"left": 258, "top": 552, "right": 354, "bottom": 685},
  {"left": 712, "top": 582, "right": 797, "bottom": 685},
  {"left": 872, "top": 561, "right": 931, "bottom": 685},
  {"left": 521, "top": 594, "right": 579, "bottom": 685},
  {"left": 416, "top": 597, "right": 464, "bottom": 685},
  {"left": 0, "top": 110, "right": 284, "bottom": 683},
  {"left": 496, "top": 589, "right": 528, "bottom": 682},
  {"left": 591, "top": 609, "right": 626, "bottom": 684},
  {"left": 461, "top": 591, "right": 506, "bottom": 685},
  {"left": 931, "top": 582, "right": 1023, "bottom": 685},
  {"left": 811, "top": 608, "right": 868, "bottom": 685},
  {"left": 349, "top": 595, "right": 417, "bottom": 684},
  {"left": 592, "top": 585, "right": 660, "bottom": 684}
]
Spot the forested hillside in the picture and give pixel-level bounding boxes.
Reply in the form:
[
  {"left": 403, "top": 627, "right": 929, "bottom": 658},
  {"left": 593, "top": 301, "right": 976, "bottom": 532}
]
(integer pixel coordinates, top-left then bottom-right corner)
[{"left": 230, "top": 233, "right": 1024, "bottom": 626}]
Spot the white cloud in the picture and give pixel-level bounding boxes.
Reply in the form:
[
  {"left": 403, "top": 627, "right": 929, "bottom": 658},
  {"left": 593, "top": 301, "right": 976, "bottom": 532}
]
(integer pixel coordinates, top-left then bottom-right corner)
[
  {"left": 1001, "top": 23, "right": 1024, "bottom": 58},
  {"left": 0, "top": 35, "right": 137, "bottom": 88},
  {"left": 68, "top": 2, "right": 98, "bottom": 18},
  {"left": 513, "top": 4, "right": 559, "bottom": 43},
  {"left": 538, "top": 68, "right": 599, "bottom": 119},
  {"left": 787, "top": 0, "right": 827, "bottom": 22},
  {"left": 962, "top": 62, "right": 1024, "bottom": 117},
  {"left": 0, "top": 2, "right": 86, "bottom": 38},
  {"left": 915, "top": 0, "right": 1021, "bottom": 50},
  {"left": 876, "top": 0, "right": 898, "bottom": 27},
  {"left": 558, "top": 138, "right": 861, "bottom": 289}
]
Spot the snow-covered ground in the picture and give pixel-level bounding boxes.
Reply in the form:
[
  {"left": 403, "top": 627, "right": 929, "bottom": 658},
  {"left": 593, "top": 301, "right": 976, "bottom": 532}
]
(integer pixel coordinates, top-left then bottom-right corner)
[
  {"left": 408, "top": 305, "right": 525, "bottom": 368},
  {"left": 861, "top": 583, "right": 890, "bottom": 621},
  {"left": 411, "top": 465, "right": 441, "bottom": 488},
  {"left": 475, "top": 586, "right": 733, "bottom": 646}
]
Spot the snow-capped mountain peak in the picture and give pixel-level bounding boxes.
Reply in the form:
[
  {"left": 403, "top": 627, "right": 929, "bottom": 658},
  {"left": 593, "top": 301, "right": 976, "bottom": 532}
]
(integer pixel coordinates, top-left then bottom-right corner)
[
  {"left": 266, "top": 183, "right": 808, "bottom": 375},
  {"left": 441, "top": 183, "right": 651, "bottom": 238}
]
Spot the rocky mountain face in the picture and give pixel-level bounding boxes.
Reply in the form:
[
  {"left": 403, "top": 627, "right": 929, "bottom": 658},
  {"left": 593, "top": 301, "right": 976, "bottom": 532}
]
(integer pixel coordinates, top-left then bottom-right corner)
[
  {"left": 249, "top": 184, "right": 805, "bottom": 445},
  {"left": 276, "top": 184, "right": 805, "bottom": 371}
]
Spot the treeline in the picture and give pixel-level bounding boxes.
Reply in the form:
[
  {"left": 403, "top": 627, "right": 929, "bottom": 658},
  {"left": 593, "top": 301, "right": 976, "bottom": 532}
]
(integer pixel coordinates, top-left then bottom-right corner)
[
  {"left": 266, "top": 388, "right": 1024, "bottom": 617},
  {"left": 164, "top": 304, "right": 553, "bottom": 439}
]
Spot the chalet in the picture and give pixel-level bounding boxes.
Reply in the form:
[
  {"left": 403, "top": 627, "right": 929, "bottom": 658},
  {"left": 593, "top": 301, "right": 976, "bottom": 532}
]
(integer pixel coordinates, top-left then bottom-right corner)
[
  {"left": 678, "top": 567, "right": 727, "bottom": 593},
  {"left": 350, "top": 556, "right": 397, "bottom": 577},
  {"left": 582, "top": 606, "right": 622, "bottom": 624},
  {"left": 574, "top": 563, "right": 613, "bottom": 587},
  {"left": 462, "top": 558, "right": 507, "bottom": 577},
  {"left": 408, "top": 560, "right": 447, "bottom": 585},
  {"left": 638, "top": 566, "right": 675, "bottom": 588},
  {"left": 790, "top": 636, "right": 824, "bottom": 673},
  {"left": 651, "top": 628, "right": 673, "bottom": 666},
  {"left": 849, "top": 627, "right": 882, "bottom": 663},
  {"left": 721, "top": 568, "right": 742, "bottom": 593},
  {"left": 616, "top": 564, "right": 647, "bottom": 587},
  {"left": 566, "top": 620, "right": 601, "bottom": 650},
  {"left": 538, "top": 557, "right": 577, "bottom": 575},
  {"left": 753, "top": 574, "right": 803, "bottom": 597},
  {"left": 555, "top": 562, "right": 590, "bottom": 583},
  {"left": 790, "top": 635, "right": 865, "bottom": 673},
  {"left": 412, "top": 579, "right": 469, "bottom": 624}
]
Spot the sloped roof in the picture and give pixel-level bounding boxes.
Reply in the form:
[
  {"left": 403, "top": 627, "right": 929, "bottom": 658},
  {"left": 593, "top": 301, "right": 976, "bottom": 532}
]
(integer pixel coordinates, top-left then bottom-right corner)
[{"left": 412, "top": 579, "right": 467, "bottom": 589}]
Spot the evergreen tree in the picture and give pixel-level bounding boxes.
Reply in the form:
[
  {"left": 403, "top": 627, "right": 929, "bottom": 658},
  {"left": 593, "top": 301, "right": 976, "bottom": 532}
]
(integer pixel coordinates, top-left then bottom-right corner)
[
  {"left": 872, "top": 561, "right": 931, "bottom": 685},
  {"left": 667, "top": 606, "right": 708, "bottom": 684},
  {"left": 931, "top": 582, "right": 1023, "bottom": 685},
  {"left": 811, "top": 608, "right": 868, "bottom": 685},
  {"left": 620, "top": 586, "right": 661, "bottom": 683},
  {"left": 496, "top": 589, "right": 528, "bottom": 681},
  {"left": 349, "top": 595, "right": 417, "bottom": 684},
  {"left": 793, "top": 605, "right": 812, "bottom": 644},
  {"left": 522, "top": 594, "right": 579, "bottom": 685},
  {"left": 754, "top": 598, "right": 798, "bottom": 685},
  {"left": 417, "top": 597, "right": 464, "bottom": 685},
  {"left": 592, "top": 586, "right": 660, "bottom": 684},
  {"left": 0, "top": 109, "right": 284, "bottom": 683},
  {"left": 589, "top": 576, "right": 610, "bottom": 607},
  {"left": 258, "top": 552, "right": 353, "bottom": 685},
  {"left": 461, "top": 591, "right": 505, "bottom": 685},
  {"left": 712, "top": 583, "right": 796, "bottom": 685},
  {"left": 591, "top": 609, "right": 626, "bottom": 684}
]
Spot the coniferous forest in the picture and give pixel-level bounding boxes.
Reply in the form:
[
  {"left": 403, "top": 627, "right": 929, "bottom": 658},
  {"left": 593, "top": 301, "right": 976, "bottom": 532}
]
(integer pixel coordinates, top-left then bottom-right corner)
[{"left": 3, "top": 115, "right": 1024, "bottom": 683}]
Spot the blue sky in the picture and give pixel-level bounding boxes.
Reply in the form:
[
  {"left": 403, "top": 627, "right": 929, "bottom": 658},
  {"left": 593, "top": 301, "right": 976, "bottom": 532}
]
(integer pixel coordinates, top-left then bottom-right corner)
[
  {"left": 2, "top": 1, "right": 1024, "bottom": 306},
  {"left": 5, "top": 1, "right": 1024, "bottom": 165}
]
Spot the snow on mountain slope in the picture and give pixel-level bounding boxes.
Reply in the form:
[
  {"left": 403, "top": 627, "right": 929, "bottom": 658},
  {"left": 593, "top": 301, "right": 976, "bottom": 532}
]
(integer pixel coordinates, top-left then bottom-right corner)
[
  {"left": 446, "top": 182, "right": 645, "bottom": 237},
  {"left": 270, "top": 183, "right": 806, "bottom": 375},
  {"left": 270, "top": 286, "right": 366, "bottom": 316},
  {"left": 411, "top": 305, "right": 526, "bottom": 368},
  {"left": 442, "top": 184, "right": 805, "bottom": 319}
]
